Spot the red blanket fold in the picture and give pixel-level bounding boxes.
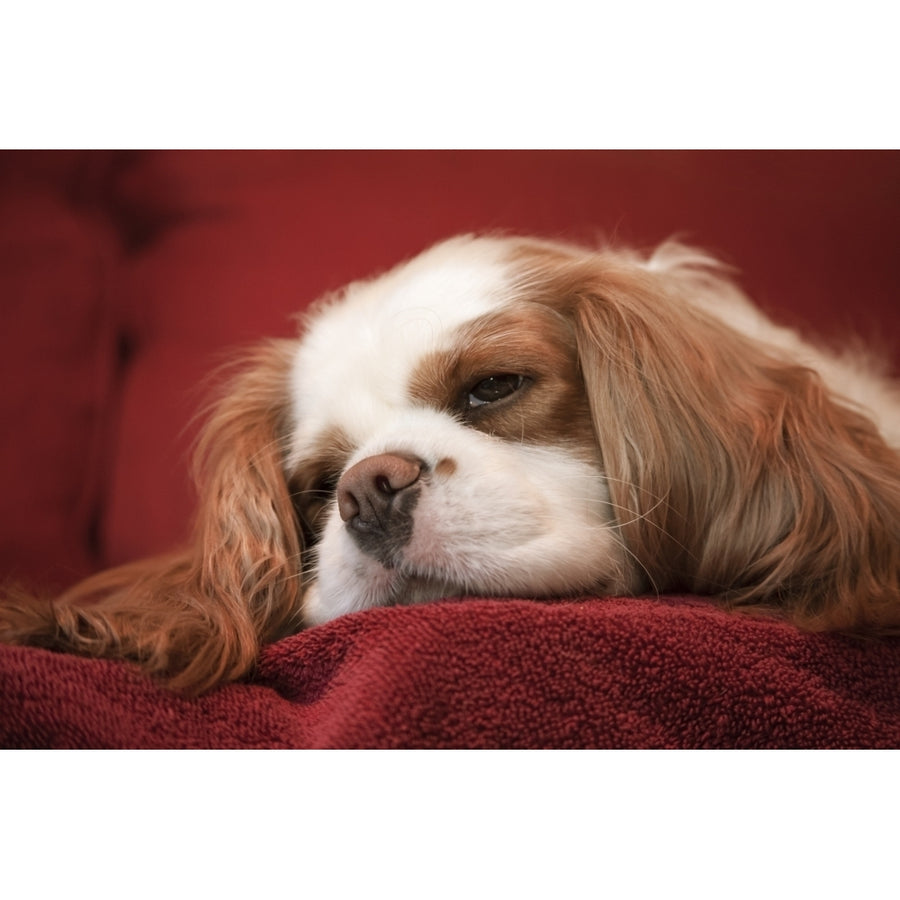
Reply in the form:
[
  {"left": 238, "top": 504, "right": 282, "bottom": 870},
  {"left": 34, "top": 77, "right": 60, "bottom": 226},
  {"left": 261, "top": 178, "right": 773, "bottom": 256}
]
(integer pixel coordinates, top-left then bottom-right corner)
[{"left": 2, "top": 596, "right": 899, "bottom": 749}]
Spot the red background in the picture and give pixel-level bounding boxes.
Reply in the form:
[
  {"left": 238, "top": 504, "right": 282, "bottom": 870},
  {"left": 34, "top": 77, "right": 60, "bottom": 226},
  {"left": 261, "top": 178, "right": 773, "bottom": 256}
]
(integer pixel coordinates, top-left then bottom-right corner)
[{"left": 1, "top": 150, "right": 898, "bottom": 590}]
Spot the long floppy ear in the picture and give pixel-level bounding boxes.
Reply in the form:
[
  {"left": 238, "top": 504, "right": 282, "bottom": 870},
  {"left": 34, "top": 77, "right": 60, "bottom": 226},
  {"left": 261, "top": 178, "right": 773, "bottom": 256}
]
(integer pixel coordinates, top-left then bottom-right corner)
[
  {"left": 0, "top": 340, "right": 304, "bottom": 694},
  {"left": 535, "top": 246, "right": 900, "bottom": 632}
]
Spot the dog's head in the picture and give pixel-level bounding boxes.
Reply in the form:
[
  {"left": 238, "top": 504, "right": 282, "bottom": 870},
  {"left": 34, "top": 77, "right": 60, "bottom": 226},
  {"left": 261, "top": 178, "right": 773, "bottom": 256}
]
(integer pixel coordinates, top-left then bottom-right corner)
[
  {"left": 196, "top": 234, "right": 899, "bottom": 634},
  {"left": 288, "top": 235, "right": 633, "bottom": 623}
]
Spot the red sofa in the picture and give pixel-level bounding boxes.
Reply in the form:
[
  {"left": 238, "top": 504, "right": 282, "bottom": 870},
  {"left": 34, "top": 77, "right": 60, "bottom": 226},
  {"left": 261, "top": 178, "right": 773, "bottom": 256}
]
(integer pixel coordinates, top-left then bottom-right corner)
[{"left": 1, "top": 150, "right": 899, "bottom": 748}]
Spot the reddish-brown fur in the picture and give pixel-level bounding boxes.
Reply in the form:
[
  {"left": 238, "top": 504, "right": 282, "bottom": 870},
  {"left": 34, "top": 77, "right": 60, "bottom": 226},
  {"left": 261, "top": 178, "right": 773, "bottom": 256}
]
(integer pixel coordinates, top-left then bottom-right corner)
[
  {"left": 408, "top": 304, "right": 599, "bottom": 461},
  {"left": 511, "top": 241, "right": 900, "bottom": 631},
  {"left": 2, "top": 239, "right": 898, "bottom": 695}
]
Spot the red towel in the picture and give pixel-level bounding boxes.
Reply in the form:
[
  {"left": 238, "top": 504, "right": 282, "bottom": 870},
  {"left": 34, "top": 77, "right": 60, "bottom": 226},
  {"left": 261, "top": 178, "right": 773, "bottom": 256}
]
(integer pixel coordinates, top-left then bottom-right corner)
[{"left": 2, "top": 596, "right": 899, "bottom": 748}]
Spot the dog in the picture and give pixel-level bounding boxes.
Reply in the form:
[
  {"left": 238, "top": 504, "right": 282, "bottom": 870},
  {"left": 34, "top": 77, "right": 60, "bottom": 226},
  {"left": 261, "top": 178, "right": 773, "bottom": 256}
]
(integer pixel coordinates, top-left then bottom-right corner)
[{"left": 2, "top": 233, "right": 899, "bottom": 694}]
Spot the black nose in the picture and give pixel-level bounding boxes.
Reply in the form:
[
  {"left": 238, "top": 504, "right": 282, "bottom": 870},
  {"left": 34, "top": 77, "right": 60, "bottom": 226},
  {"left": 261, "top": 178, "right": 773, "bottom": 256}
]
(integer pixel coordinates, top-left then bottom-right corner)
[{"left": 337, "top": 453, "right": 424, "bottom": 562}]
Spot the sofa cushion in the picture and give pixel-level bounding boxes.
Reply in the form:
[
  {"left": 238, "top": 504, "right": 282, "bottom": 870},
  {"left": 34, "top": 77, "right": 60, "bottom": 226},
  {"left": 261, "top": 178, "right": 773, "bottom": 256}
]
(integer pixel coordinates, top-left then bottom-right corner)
[{"left": 0, "top": 186, "right": 117, "bottom": 587}]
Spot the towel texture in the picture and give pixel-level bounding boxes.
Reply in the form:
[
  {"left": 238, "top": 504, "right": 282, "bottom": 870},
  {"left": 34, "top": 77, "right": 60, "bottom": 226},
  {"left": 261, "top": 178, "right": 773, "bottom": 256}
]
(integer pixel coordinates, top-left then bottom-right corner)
[{"left": 2, "top": 596, "right": 899, "bottom": 749}]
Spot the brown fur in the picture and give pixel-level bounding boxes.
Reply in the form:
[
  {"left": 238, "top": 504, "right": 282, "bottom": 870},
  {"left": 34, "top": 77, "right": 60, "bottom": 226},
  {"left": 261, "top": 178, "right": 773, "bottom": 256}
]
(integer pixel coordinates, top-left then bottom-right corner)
[
  {"left": 3, "top": 238, "right": 898, "bottom": 695},
  {"left": 409, "top": 304, "right": 599, "bottom": 460},
  {"left": 511, "top": 242, "right": 900, "bottom": 631}
]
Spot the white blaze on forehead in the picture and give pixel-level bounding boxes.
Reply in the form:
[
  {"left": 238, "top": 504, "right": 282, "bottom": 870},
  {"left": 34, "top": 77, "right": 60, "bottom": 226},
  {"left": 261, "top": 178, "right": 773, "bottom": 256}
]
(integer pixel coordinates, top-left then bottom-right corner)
[{"left": 287, "top": 236, "right": 513, "bottom": 465}]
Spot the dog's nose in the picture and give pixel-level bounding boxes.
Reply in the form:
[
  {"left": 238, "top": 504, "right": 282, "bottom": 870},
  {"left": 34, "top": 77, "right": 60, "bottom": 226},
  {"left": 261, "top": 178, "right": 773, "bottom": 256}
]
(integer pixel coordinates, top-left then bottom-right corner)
[{"left": 337, "top": 453, "right": 424, "bottom": 545}]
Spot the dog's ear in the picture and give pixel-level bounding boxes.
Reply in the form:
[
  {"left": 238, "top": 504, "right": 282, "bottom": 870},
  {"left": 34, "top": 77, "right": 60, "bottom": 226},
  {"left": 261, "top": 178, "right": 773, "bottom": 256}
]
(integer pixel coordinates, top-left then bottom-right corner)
[
  {"left": 564, "top": 252, "right": 900, "bottom": 632},
  {"left": 0, "top": 340, "right": 304, "bottom": 694},
  {"left": 188, "top": 340, "right": 305, "bottom": 649}
]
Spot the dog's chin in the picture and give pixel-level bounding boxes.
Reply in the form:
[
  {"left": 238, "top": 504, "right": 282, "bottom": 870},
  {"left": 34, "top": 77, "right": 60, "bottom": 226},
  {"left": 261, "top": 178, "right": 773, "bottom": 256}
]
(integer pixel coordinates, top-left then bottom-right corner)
[
  {"left": 391, "top": 572, "right": 463, "bottom": 607},
  {"left": 301, "top": 564, "right": 462, "bottom": 627}
]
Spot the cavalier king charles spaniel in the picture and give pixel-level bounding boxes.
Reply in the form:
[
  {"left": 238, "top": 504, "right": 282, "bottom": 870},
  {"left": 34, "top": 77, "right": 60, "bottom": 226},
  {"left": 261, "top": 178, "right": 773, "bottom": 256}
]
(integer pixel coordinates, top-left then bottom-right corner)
[{"left": 3, "top": 234, "right": 899, "bottom": 693}]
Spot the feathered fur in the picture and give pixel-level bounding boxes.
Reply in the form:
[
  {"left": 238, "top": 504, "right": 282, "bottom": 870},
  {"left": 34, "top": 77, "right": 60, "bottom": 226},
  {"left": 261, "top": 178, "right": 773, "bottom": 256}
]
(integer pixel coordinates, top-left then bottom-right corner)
[{"left": 2, "top": 234, "right": 898, "bottom": 694}]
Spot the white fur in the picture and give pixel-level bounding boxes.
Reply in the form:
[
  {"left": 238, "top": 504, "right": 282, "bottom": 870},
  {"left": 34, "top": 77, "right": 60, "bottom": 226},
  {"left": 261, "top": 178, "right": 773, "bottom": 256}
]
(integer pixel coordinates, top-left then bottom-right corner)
[
  {"left": 302, "top": 409, "right": 626, "bottom": 625},
  {"left": 287, "top": 236, "right": 512, "bottom": 467},
  {"left": 292, "top": 237, "right": 630, "bottom": 625},
  {"left": 288, "top": 234, "right": 899, "bottom": 627}
]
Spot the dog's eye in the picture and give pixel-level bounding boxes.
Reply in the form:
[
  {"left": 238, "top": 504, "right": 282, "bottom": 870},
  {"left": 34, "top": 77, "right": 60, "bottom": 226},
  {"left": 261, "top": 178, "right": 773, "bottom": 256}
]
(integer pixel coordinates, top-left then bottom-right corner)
[{"left": 467, "top": 374, "right": 526, "bottom": 408}]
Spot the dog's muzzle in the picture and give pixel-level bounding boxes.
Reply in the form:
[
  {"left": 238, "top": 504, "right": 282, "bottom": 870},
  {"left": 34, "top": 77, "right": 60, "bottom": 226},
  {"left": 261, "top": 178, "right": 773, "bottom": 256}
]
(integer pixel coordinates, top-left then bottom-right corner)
[{"left": 337, "top": 452, "right": 424, "bottom": 567}]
